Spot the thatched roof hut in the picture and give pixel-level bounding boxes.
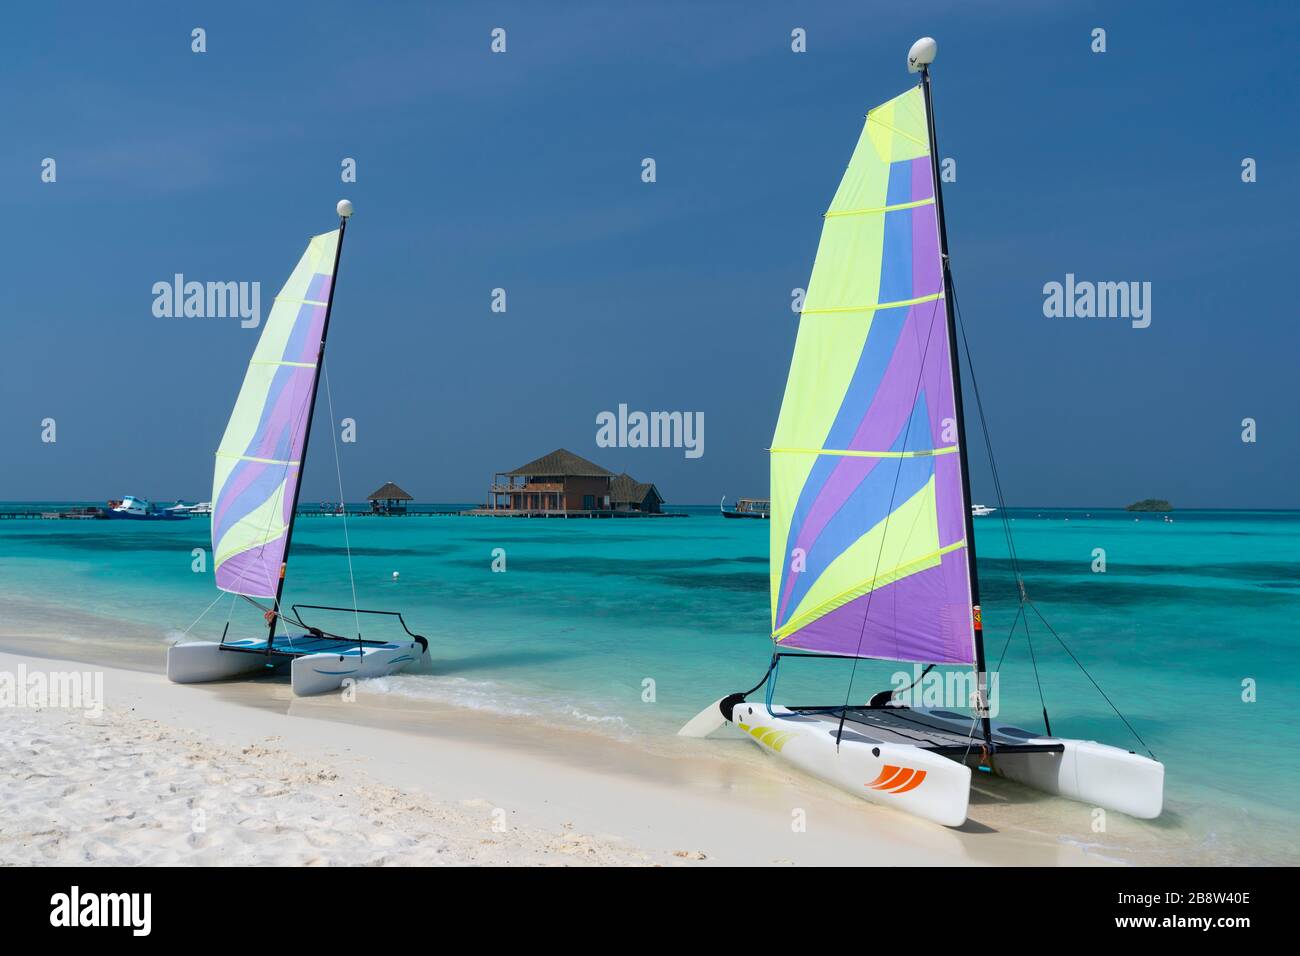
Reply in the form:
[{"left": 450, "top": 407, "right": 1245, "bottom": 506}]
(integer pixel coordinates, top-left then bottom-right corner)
[
  {"left": 610, "top": 473, "right": 664, "bottom": 514},
  {"left": 367, "top": 481, "right": 413, "bottom": 502},
  {"left": 504, "top": 449, "right": 613, "bottom": 478}
]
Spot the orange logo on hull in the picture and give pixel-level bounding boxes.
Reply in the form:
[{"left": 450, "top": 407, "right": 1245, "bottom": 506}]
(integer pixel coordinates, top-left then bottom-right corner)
[{"left": 866, "top": 765, "right": 927, "bottom": 794}]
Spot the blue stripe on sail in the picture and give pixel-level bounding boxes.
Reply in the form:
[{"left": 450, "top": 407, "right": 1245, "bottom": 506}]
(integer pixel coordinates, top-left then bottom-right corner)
[
  {"left": 878, "top": 203, "right": 914, "bottom": 306},
  {"left": 777, "top": 395, "right": 935, "bottom": 630},
  {"left": 822, "top": 307, "right": 909, "bottom": 450},
  {"left": 885, "top": 158, "right": 914, "bottom": 206},
  {"left": 282, "top": 298, "right": 324, "bottom": 366}
]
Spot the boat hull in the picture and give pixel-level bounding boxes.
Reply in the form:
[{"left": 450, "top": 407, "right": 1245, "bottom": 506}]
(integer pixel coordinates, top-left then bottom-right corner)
[
  {"left": 727, "top": 702, "right": 1164, "bottom": 826},
  {"left": 166, "top": 639, "right": 426, "bottom": 697},
  {"left": 731, "top": 701, "right": 972, "bottom": 826},
  {"left": 992, "top": 738, "right": 1164, "bottom": 819},
  {"left": 167, "top": 641, "right": 275, "bottom": 683},
  {"left": 289, "top": 642, "right": 425, "bottom": 696}
]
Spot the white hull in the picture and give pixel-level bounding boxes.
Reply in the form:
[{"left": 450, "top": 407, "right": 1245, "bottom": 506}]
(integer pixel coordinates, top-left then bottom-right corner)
[
  {"left": 167, "top": 639, "right": 426, "bottom": 697},
  {"left": 289, "top": 643, "right": 425, "bottom": 696},
  {"left": 728, "top": 702, "right": 1162, "bottom": 827},
  {"left": 993, "top": 737, "right": 1164, "bottom": 820},
  {"left": 167, "top": 641, "right": 273, "bottom": 683},
  {"left": 732, "top": 702, "right": 970, "bottom": 826}
]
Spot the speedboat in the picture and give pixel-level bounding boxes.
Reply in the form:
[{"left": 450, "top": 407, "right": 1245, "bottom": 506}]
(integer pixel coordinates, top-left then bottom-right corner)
[{"left": 105, "top": 496, "right": 190, "bottom": 520}]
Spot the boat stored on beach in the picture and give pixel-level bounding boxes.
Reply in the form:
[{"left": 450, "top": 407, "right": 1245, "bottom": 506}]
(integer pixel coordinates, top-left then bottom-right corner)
[
  {"left": 681, "top": 38, "right": 1163, "bottom": 827},
  {"left": 167, "top": 201, "right": 429, "bottom": 696}
]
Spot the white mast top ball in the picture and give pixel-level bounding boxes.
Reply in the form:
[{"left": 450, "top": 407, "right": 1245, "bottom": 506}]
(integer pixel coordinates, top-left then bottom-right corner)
[
  {"left": 908, "top": 37, "right": 937, "bottom": 73},
  {"left": 337, "top": 199, "right": 354, "bottom": 219}
]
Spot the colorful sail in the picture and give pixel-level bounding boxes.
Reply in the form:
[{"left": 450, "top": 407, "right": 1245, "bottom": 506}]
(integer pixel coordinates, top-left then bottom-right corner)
[
  {"left": 769, "top": 86, "right": 974, "bottom": 664},
  {"left": 211, "top": 230, "right": 338, "bottom": 598}
]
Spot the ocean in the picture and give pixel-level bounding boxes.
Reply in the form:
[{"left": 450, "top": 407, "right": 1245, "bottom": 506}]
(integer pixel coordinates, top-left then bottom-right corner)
[{"left": 2, "top": 503, "right": 1297, "bottom": 864}]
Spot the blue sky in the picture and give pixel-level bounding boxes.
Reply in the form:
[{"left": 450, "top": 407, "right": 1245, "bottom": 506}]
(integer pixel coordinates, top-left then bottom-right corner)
[{"left": 2, "top": 1, "right": 1296, "bottom": 507}]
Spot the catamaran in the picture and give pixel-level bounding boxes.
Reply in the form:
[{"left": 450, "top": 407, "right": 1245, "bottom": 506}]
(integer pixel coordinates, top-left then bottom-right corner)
[
  {"left": 167, "top": 201, "right": 429, "bottom": 696},
  {"left": 681, "top": 40, "right": 1163, "bottom": 827}
]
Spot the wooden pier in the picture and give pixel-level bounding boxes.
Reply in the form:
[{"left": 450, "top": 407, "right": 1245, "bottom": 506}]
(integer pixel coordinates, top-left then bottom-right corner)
[{"left": 1, "top": 506, "right": 687, "bottom": 520}]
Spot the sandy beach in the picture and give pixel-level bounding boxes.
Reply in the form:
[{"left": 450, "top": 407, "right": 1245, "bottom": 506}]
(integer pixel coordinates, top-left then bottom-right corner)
[{"left": 0, "top": 638, "right": 1151, "bottom": 867}]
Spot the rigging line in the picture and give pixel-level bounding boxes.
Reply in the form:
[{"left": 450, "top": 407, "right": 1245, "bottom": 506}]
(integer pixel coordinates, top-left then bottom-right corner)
[
  {"left": 954, "top": 279, "right": 1152, "bottom": 750},
  {"left": 1022, "top": 609, "right": 1052, "bottom": 737},
  {"left": 177, "top": 590, "right": 229, "bottom": 638},
  {"left": 1027, "top": 600, "right": 1156, "bottom": 759},
  {"left": 238, "top": 595, "right": 313, "bottom": 632},
  {"left": 951, "top": 282, "right": 1024, "bottom": 587},
  {"left": 992, "top": 596, "right": 1053, "bottom": 736},
  {"left": 950, "top": 274, "right": 1056, "bottom": 734},
  {"left": 994, "top": 602, "right": 1027, "bottom": 674},
  {"left": 322, "top": 358, "right": 362, "bottom": 644},
  {"left": 960, "top": 711, "right": 983, "bottom": 764},
  {"left": 220, "top": 587, "right": 238, "bottom": 645},
  {"left": 740, "top": 655, "right": 780, "bottom": 700},
  {"left": 835, "top": 296, "right": 944, "bottom": 748}
]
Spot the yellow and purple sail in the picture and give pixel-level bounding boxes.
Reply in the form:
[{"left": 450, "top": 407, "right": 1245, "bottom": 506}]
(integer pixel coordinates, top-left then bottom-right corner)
[
  {"left": 770, "top": 86, "right": 974, "bottom": 664},
  {"left": 211, "top": 230, "right": 339, "bottom": 598}
]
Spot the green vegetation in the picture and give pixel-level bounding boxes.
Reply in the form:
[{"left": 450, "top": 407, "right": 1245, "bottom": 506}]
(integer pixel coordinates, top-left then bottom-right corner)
[{"left": 1126, "top": 499, "right": 1172, "bottom": 512}]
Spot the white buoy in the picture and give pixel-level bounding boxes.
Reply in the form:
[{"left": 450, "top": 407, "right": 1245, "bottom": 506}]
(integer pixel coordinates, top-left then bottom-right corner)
[
  {"left": 392, "top": 571, "right": 400, "bottom": 580},
  {"left": 908, "top": 37, "right": 937, "bottom": 73},
  {"left": 337, "top": 199, "right": 354, "bottom": 219}
]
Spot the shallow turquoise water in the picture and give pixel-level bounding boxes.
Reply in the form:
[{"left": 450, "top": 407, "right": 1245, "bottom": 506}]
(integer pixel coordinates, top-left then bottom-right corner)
[{"left": 2, "top": 504, "right": 1297, "bottom": 862}]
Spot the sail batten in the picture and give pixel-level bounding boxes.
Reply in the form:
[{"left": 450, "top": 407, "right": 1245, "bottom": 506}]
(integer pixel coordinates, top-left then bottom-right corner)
[
  {"left": 770, "top": 85, "right": 974, "bottom": 665},
  {"left": 211, "top": 230, "right": 340, "bottom": 598}
]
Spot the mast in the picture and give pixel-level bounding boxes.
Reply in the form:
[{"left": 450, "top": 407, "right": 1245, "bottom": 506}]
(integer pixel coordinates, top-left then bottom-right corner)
[
  {"left": 914, "top": 44, "right": 992, "bottom": 747},
  {"left": 265, "top": 201, "right": 352, "bottom": 652}
]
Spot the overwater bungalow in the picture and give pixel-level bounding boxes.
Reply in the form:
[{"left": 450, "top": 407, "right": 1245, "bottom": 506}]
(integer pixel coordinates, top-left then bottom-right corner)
[
  {"left": 610, "top": 473, "right": 664, "bottom": 514},
  {"left": 484, "top": 449, "right": 666, "bottom": 516},
  {"left": 368, "top": 481, "right": 413, "bottom": 515}
]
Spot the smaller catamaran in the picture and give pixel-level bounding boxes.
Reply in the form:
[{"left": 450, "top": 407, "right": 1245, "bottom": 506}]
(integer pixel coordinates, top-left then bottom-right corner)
[
  {"left": 681, "top": 40, "right": 1163, "bottom": 826},
  {"left": 168, "top": 201, "right": 428, "bottom": 696}
]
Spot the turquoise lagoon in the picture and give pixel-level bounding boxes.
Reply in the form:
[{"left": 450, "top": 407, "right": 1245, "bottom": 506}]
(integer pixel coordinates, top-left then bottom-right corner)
[{"left": 1, "top": 504, "right": 1297, "bottom": 864}]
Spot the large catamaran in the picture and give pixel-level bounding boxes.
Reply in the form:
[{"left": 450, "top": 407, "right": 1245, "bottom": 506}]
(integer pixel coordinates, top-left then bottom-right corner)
[
  {"left": 682, "top": 40, "right": 1163, "bottom": 827},
  {"left": 167, "top": 201, "right": 428, "bottom": 696}
]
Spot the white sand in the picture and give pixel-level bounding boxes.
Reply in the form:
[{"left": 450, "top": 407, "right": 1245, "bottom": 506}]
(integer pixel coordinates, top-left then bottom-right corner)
[{"left": 0, "top": 647, "right": 1118, "bottom": 866}]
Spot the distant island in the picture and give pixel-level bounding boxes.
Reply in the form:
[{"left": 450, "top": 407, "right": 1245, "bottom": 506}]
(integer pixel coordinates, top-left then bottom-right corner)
[{"left": 1126, "top": 499, "right": 1172, "bottom": 512}]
